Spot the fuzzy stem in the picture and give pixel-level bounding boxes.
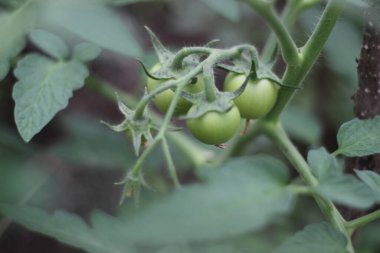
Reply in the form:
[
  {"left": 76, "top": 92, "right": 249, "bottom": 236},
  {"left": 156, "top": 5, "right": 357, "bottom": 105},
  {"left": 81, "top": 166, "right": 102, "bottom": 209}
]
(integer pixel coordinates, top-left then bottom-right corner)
[
  {"left": 265, "top": 0, "right": 343, "bottom": 121},
  {"left": 244, "top": 0, "right": 300, "bottom": 65},
  {"left": 346, "top": 210, "right": 380, "bottom": 232},
  {"left": 162, "top": 137, "right": 181, "bottom": 188}
]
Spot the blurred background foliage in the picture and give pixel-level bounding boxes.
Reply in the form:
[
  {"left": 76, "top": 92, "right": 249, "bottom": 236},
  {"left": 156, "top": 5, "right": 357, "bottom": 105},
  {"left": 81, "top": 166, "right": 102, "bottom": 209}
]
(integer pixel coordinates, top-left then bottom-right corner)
[{"left": 0, "top": 0, "right": 378, "bottom": 252}]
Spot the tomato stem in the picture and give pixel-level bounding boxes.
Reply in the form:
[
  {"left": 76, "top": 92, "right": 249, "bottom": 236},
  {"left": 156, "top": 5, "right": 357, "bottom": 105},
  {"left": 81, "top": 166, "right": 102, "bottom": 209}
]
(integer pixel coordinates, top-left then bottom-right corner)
[
  {"left": 263, "top": 122, "right": 355, "bottom": 253},
  {"left": 171, "top": 47, "right": 212, "bottom": 70},
  {"left": 346, "top": 210, "right": 380, "bottom": 233},
  {"left": 244, "top": 0, "right": 300, "bottom": 66},
  {"left": 265, "top": 0, "right": 343, "bottom": 122}
]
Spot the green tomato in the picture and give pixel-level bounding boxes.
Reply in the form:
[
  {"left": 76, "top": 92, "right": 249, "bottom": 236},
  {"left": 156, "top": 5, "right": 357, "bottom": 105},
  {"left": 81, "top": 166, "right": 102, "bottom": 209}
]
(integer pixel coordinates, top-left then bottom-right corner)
[
  {"left": 224, "top": 74, "right": 279, "bottom": 119},
  {"left": 186, "top": 105, "right": 241, "bottom": 145},
  {"left": 147, "top": 64, "right": 204, "bottom": 116}
]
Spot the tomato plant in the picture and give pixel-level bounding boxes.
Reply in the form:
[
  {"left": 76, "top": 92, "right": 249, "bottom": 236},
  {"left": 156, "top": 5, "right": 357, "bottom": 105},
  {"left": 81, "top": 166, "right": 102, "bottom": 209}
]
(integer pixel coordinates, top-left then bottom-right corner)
[{"left": 0, "top": 1, "right": 380, "bottom": 253}]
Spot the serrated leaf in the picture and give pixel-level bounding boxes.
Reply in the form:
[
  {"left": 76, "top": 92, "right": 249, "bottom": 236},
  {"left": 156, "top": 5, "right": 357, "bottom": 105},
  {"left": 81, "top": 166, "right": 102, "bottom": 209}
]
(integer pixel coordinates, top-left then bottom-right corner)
[
  {"left": 336, "top": 116, "right": 380, "bottom": 157},
  {"left": 315, "top": 175, "right": 375, "bottom": 209},
  {"left": 13, "top": 54, "right": 89, "bottom": 142},
  {"left": 273, "top": 223, "right": 349, "bottom": 253},
  {"left": 282, "top": 106, "right": 322, "bottom": 146},
  {"left": 0, "top": 1, "right": 36, "bottom": 80},
  {"left": 307, "top": 147, "right": 341, "bottom": 180},
  {"left": 0, "top": 157, "right": 293, "bottom": 250},
  {"left": 200, "top": 0, "right": 240, "bottom": 22},
  {"left": 355, "top": 170, "right": 380, "bottom": 201},
  {"left": 123, "top": 156, "right": 295, "bottom": 244},
  {"left": 73, "top": 43, "right": 102, "bottom": 62},
  {"left": 0, "top": 205, "right": 136, "bottom": 253},
  {"left": 29, "top": 29, "right": 69, "bottom": 60},
  {"left": 307, "top": 148, "right": 376, "bottom": 209},
  {"left": 39, "top": 0, "right": 142, "bottom": 58}
]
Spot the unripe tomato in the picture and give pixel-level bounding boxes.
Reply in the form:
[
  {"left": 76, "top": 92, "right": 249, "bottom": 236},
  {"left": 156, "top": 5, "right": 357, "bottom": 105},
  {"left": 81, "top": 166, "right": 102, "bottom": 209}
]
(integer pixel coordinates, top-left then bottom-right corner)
[
  {"left": 186, "top": 105, "right": 241, "bottom": 145},
  {"left": 147, "top": 64, "right": 204, "bottom": 116},
  {"left": 224, "top": 74, "right": 278, "bottom": 119}
]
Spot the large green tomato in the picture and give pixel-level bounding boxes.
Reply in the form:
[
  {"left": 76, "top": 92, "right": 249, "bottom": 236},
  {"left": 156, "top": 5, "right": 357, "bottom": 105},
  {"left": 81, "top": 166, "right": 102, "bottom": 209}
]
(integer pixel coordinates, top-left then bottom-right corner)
[
  {"left": 147, "top": 64, "right": 204, "bottom": 116},
  {"left": 224, "top": 74, "right": 279, "bottom": 119},
  {"left": 186, "top": 105, "right": 241, "bottom": 145}
]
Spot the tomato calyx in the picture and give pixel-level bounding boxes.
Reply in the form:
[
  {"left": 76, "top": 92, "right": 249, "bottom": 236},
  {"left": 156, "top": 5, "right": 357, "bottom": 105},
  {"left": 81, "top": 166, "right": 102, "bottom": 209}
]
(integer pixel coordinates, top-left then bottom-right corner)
[
  {"left": 180, "top": 61, "right": 255, "bottom": 120},
  {"left": 101, "top": 94, "right": 157, "bottom": 156}
]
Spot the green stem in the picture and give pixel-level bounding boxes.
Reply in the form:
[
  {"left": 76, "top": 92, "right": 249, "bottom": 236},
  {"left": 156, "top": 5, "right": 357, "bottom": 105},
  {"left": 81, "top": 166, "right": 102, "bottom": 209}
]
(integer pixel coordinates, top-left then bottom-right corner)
[
  {"left": 134, "top": 80, "right": 178, "bottom": 120},
  {"left": 266, "top": 0, "right": 343, "bottom": 121},
  {"left": 264, "top": 121, "right": 318, "bottom": 186},
  {"left": 162, "top": 137, "right": 181, "bottom": 188},
  {"left": 287, "top": 184, "right": 312, "bottom": 195},
  {"left": 264, "top": 122, "right": 354, "bottom": 253},
  {"left": 261, "top": 0, "right": 302, "bottom": 63},
  {"left": 245, "top": 0, "right": 300, "bottom": 65},
  {"left": 346, "top": 210, "right": 380, "bottom": 232},
  {"left": 203, "top": 64, "right": 218, "bottom": 102},
  {"left": 171, "top": 47, "right": 212, "bottom": 70}
]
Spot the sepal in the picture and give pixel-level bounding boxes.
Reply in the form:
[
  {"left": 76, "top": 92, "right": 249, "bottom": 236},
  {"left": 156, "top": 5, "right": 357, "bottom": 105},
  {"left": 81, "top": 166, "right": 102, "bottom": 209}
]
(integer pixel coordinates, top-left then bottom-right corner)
[{"left": 101, "top": 93, "right": 155, "bottom": 156}]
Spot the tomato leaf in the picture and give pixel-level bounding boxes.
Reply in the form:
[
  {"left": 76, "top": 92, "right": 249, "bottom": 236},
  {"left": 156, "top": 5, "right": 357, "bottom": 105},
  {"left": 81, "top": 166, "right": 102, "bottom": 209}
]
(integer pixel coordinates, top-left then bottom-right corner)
[
  {"left": 355, "top": 170, "right": 380, "bottom": 202},
  {"left": 199, "top": 0, "right": 240, "bottom": 22},
  {"left": 315, "top": 175, "right": 375, "bottom": 209},
  {"left": 39, "top": 0, "right": 142, "bottom": 58},
  {"left": 12, "top": 54, "right": 89, "bottom": 142},
  {"left": 273, "top": 223, "right": 349, "bottom": 253},
  {"left": 335, "top": 116, "right": 380, "bottom": 157},
  {"left": 0, "top": 205, "right": 136, "bottom": 253},
  {"left": 282, "top": 106, "right": 322, "bottom": 146},
  {"left": 0, "top": 1, "right": 36, "bottom": 80},
  {"left": 308, "top": 148, "right": 376, "bottom": 208},
  {"left": 73, "top": 43, "right": 102, "bottom": 62},
  {"left": 0, "top": 156, "right": 294, "bottom": 249},
  {"left": 122, "top": 156, "right": 294, "bottom": 244},
  {"left": 29, "top": 29, "right": 69, "bottom": 60},
  {"left": 307, "top": 147, "right": 341, "bottom": 180}
]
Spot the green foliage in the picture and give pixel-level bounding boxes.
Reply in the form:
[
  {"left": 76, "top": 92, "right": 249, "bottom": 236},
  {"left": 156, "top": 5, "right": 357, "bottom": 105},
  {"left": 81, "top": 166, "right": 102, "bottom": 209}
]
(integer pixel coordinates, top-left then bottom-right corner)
[
  {"left": 13, "top": 54, "right": 89, "bottom": 142},
  {"left": 281, "top": 106, "right": 321, "bottom": 146},
  {"left": 0, "top": 156, "right": 295, "bottom": 252},
  {"left": 39, "top": 0, "right": 142, "bottom": 58},
  {"left": 2, "top": 0, "right": 380, "bottom": 252},
  {"left": 0, "top": 205, "right": 136, "bottom": 253},
  {"left": 199, "top": 0, "right": 240, "bottom": 22},
  {"left": 307, "top": 147, "right": 341, "bottom": 180},
  {"left": 0, "top": 0, "right": 35, "bottom": 80},
  {"left": 273, "top": 223, "right": 349, "bottom": 253},
  {"left": 355, "top": 170, "right": 380, "bottom": 202},
  {"left": 0, "top": 127, "right": 58, "bottom": 205},
  {"left": 122, "top": 156, "right": 294, "bottom": 244},
  {"left": 50, "top": 116, "right": 135, "bottom": 169},
  {"left": 73, "top": 43, "right": 102, "bottom": 62},
  {"left": 336, "top": 116, "right": 380, "bottom": 157},
  {"left": 308, "top": 148, "right": 376, "bottom": 209},
  {"left": 315, "top": 175, "right": 375, "bottom": 209},
  {"left": 29, "top": 29, "right": 69, "bottom": 60}
]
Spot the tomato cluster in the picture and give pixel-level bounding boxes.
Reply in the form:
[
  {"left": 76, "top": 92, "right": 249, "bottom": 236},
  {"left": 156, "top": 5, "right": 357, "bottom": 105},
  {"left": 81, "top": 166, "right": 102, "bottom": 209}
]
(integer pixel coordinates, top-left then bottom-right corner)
[
  {"left": 146, "top": 64, "right": 204, "bottom": 116},
  {"left": 146, "top": 64, "right": 279, "bottom": 145}
]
